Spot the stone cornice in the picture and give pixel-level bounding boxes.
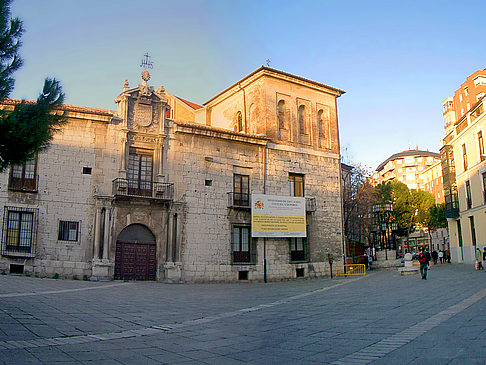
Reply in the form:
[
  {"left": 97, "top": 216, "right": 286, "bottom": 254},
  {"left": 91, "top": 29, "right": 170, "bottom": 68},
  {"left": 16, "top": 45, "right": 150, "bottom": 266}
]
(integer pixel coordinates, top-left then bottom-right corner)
[
  {"left": 267, "top": 142, "right": 340, "bottom": 159},
  {"left": 173, "top": 121, "right": 268, "bottom": 146}
]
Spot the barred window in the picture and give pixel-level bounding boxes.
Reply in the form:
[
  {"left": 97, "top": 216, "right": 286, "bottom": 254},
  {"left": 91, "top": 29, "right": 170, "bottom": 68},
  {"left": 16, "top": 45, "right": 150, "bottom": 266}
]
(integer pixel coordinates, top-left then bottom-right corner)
[
  {"left": 2, "top": 206, "right": 38, "bottom": 255},
  {"left": 58, "top": 221, "right": 79, "bottom": 242}
]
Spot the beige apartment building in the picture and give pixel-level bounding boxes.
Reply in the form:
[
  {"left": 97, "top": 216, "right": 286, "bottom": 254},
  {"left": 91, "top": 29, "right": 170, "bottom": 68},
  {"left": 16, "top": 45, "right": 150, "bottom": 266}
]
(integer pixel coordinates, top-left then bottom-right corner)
[
  {"left": 372, "top": 149, "right": 441, "bottom": 192},
  {"left": 441, "top": 84, "right": 486, "bottom": 263},
  {"left": 420, "top": 160, "right": 444, "bottom": 204},
  {"left": 0, "top": 66, "right": 346, "bottom": 282}
]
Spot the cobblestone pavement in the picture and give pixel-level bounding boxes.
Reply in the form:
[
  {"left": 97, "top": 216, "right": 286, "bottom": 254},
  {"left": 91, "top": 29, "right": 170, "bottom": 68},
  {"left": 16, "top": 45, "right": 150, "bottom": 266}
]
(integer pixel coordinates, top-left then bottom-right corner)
[{"left": 0, "top": 264, "right": 485, "bottom": 364}]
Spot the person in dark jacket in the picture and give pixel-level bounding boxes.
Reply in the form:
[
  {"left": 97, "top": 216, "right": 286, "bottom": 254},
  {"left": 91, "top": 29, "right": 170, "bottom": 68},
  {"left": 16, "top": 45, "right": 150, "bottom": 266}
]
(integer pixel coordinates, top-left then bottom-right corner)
[
  {"left": 431, "top": 250, "right": 438, "bottom": 265},
  {"left": 418, "top": 248, "right": 431, "bottom": 280}
]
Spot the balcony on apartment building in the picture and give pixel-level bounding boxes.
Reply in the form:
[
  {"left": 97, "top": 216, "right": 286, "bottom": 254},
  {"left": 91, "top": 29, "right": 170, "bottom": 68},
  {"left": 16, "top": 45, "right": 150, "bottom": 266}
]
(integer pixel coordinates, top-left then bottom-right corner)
[{"left": 112, "top": 178, "right": 174, "bottom": 201}]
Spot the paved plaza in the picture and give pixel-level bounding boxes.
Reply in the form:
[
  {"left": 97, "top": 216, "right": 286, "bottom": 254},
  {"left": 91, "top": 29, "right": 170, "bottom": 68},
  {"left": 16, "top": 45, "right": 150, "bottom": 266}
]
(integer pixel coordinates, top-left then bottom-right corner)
[{"left": 0, "top": 264, "right": 485, "bottom": 364}]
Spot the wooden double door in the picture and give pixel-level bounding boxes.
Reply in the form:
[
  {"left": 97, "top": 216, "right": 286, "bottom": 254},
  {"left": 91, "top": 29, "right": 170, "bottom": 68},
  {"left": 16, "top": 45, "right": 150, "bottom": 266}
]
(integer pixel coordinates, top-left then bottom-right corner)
[{"left": 114, "top": 241, "right": 156, "bottom": 281}]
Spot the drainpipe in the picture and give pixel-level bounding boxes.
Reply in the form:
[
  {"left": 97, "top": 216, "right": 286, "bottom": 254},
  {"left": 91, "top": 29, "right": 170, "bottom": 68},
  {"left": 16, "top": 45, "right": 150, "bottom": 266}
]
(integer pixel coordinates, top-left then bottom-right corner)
[{"left": 264, "top": 143, "right": 268, "bottom": 283}]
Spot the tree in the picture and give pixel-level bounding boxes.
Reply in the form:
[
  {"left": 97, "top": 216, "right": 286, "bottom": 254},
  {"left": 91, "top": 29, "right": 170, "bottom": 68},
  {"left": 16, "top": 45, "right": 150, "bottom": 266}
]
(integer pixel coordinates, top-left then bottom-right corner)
[
  {"left": 0, "top": 0, "right": 65, "bottom": 172},
  {"left": 425, "top": 203, "right": 448, "bottom": 230},
  {"left": 342, "top": 163, "right": 374, "bottom": 254}
]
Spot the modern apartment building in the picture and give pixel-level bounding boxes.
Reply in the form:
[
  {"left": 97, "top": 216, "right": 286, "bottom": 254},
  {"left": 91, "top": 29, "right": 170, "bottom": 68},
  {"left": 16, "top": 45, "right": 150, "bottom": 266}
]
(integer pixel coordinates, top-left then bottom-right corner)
[
  {"left": 420, "top": 160, "right": 445, "bottom": 204},
  {"left": 441, "top": 74, "right": 486, "bottom": 263},
  {"left": 372, "top": 149, "right": 441, "bottom": 191},
  {"left": 0, "top": 67, "right": 346, "bottom": 282},
  {"left": 443, "top": 69, "right": 486, "bottom": 135}
]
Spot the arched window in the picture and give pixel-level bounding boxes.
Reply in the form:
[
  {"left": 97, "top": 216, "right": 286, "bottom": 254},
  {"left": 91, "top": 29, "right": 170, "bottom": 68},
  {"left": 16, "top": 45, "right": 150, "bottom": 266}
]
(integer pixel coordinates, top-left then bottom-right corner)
[
  {"left": 318, "top": 108, "right": 330, "bottom": 148},
  {"left": 236, "top": 111, "right": 243, "bottom": 132},
  {"left": 298, "top": 105, "right": 306, "bottom": 135},
  {"left": 277, "top": 100, "right": 286, "bottom": 130}
]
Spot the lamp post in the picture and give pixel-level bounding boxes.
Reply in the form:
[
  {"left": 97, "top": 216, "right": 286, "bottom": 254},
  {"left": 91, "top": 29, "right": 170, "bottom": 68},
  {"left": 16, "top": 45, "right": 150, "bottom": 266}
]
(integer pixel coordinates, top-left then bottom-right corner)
[{"left": 372, "top": 203, "right": 394, "bottom": 261}]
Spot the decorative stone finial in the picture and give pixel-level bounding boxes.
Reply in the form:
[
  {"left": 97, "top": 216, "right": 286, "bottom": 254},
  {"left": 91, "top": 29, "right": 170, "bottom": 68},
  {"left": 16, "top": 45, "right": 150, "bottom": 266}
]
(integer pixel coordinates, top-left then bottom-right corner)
[{"left": 123, "top": 80, "right": 129, "bottom": 91}]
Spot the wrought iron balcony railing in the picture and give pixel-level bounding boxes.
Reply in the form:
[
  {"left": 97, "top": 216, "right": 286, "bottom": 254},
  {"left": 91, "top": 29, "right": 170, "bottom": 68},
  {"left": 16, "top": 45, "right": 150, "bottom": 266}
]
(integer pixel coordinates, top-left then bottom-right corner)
[
  {"left": 113, "top": 178, "right": 174, "bottom": 201},
  {"left": 227, "top": 192, "right": 250, "bottom": 209},
  {"left": 8, "top": 175, "right": 39, "bottom": 193},
  {"left": 305, "top": 197, "right": 316, "bottom": 212}
]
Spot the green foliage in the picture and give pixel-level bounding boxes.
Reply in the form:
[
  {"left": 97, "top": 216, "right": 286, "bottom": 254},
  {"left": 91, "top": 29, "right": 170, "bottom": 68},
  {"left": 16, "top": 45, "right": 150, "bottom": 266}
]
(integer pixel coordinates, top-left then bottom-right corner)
[
  {"left": 426, "top": 203, "right": 447, "bottom": 230},
  {"left": 82, "top": 275, "right": 89, "bottom": 281},
  {"left": 0, "top": 0, "right": 23, "bottom": 99},
  {"left": 373, "top": 181, "right": 436, "bottom": 236},
  {"left": 0, "top": 0, "right": 66, "bottom": 171},
  {"left": 52, "top": 273, "right": 59, "bottom": 279}
]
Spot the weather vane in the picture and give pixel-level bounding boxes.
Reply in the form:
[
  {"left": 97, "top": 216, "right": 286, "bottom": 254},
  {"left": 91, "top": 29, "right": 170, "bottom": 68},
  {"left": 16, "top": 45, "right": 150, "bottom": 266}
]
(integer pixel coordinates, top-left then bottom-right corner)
[
  {"left": 266, "top": 59, "right": 271, "bottom": 67},
  {"left": 140, "top": 53, "right": 153, "bottom": 69}
]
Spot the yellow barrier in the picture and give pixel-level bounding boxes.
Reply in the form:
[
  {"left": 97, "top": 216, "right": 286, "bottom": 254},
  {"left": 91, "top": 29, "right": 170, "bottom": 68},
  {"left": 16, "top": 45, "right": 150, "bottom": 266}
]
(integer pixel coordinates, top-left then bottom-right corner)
[{"left": 334, "top": 264, "right": 366, "bottom": 277}]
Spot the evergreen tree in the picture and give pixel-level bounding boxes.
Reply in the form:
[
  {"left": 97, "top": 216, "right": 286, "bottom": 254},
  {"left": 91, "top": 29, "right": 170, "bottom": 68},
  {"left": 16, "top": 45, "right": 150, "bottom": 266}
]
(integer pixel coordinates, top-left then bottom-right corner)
[{"left": 0, "top": 0, "right": 65, "bottom": 172}]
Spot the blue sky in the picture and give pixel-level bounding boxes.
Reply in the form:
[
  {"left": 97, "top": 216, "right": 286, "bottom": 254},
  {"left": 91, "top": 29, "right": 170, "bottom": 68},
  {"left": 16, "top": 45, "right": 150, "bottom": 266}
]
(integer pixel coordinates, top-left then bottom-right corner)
[{"left": 9, "top": 0, "right": 485, "bottom": 170}]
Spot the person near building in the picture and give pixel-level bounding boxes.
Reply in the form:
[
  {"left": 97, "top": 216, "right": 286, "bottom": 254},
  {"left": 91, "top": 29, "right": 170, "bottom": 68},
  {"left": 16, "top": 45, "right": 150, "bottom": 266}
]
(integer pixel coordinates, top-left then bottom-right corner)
[
  {"left": 438, "top": 250, "right": 444, "bottom": 263},
  {"left": 475, "top": 248, "right": 483, "bottom": 270},
  {"left": 431, "top": 250, "right": 438, "bottom": 265},
  {"left": 483, "top": 247, "right": 486, "bottom": 269},
  {"left": 446, "top": 249, "right": 451, "bottom": 263},
  {"left": 418, "top": 248, "right": 431, "bottom": 280}
]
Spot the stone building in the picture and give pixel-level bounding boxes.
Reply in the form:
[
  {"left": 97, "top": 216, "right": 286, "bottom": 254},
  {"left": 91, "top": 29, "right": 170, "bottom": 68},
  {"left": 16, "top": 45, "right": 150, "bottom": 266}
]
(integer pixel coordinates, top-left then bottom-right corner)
[{"left": 0, "top": 66, "right": 345, "bottom": 282}]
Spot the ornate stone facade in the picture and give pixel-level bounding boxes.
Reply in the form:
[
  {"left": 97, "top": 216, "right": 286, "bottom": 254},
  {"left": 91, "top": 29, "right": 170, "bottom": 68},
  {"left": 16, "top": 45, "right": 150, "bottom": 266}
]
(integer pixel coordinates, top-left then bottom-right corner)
[{"left": 0, "top": 67, "right": 345, "bottom": 282}]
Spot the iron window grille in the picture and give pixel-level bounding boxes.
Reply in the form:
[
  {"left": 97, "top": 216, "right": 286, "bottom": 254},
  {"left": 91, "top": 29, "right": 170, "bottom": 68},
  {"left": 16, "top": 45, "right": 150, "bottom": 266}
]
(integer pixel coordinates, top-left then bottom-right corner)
[
  {"left": 1, "top": 206, "right": 38, "bottom": 257},
  {"left": 58, "top": 221, "right": 79, "bottom": 242}
]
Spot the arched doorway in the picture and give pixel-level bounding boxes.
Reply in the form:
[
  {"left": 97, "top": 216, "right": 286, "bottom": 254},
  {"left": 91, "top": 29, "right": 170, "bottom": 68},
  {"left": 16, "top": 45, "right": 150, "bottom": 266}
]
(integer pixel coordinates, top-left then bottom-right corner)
[{"left": 114, "top": 224, "right": 157, "bottom": 280}]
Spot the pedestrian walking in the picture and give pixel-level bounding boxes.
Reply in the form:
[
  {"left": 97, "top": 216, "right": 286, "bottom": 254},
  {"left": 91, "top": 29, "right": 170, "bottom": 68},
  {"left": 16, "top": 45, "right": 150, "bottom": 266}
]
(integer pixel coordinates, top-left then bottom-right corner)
[
  {"left": 418, "top": 248, "right": 431, "bottom": 280},
  {"left": 483, "top": 247, "right": 486, "bottom": 269},
  {"left": 438, "top": 250, "right": 444, "bottom": 263},
  {"left": 446, "top": 249, "right": 451, "bottom": 263},
  {"left": 431, "top": 250, "right": 438, "bottom": 265},
  {"left": 475, "top": 248, "right": 483, "bottom": 270}
]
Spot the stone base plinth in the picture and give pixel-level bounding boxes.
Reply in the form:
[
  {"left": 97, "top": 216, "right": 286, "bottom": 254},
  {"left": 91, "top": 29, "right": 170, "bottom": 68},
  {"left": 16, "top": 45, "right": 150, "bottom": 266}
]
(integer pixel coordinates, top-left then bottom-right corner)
[
  {"left": 163, "top": 262, "right": 182, "bottom": 283},
  {"left": 91, "top": 260, "right": 114, "bottom": 281},
  {"left": 398, "top": 267, "right": 419, "bottom": 275}
]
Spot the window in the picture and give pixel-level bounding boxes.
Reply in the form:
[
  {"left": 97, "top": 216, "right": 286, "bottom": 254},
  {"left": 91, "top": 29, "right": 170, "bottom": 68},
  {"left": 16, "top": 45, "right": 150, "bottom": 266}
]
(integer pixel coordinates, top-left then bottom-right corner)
[
  {"left": 235, "top": 111, "right": 243, "bottom": 133},
  {"left": 289, "top": 173, "right": 304, "bottom": 197},
  {"left": 8, "top": 155, "right": 38, "bottom": 192},
  {"left": 464, "top": 87, "right": 469, "bottom": 96},
  {"left": 459, "top": 94, "right": 463, "bottom": 102},
  {"left": 277, "top": 100, "right": 287, "bottom": 131},
  {"left": 465, "top": 180, "right": 472, "bottom": 209},
  {"left": 469, "top": 216, "right": 477, "bottom": 247},
  {"left": 317, "top": 109, "right": 330, "bottom": 148},
  {"left": 298, "top": 105, "right": 307, "bottom": 135},
  {"left": 2, "top": 207, "right": 38, "bottom": 255},
  {"left": 474, "top": 76, "right": 486, "bottom": 87},
  {"left": 233, "top": 174, "right": 250, "bottom": 206},
  {"left": 482, "top": 172, "right": 486, "bottom": 203},
  {"left": 128, "top": 148, "right": 153, "bottom": 196},
  {"left": 232, "top": 226, "right": 253, "bottom": 263},
  {"left": 457, "top": 220, "right": 463, "bottom": 248},
  {"left": 58, "top": 221, "right": 79, "bottom": 242},
  {"left": 462, "top": 143, "right": 468, "bottom": 171},
  {"left": 478, "top": 131, "right": 485, "bottom": 162},
  {"left": 290, "top": 237, "right": 308, "bottom": 262}
]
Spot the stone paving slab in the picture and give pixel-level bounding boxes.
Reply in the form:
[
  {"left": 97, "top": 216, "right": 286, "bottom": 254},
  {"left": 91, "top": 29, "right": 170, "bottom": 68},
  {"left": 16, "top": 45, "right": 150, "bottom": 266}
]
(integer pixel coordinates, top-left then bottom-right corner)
[{"left": 0, "top": 264, "right": 485, "bottom": 364}]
